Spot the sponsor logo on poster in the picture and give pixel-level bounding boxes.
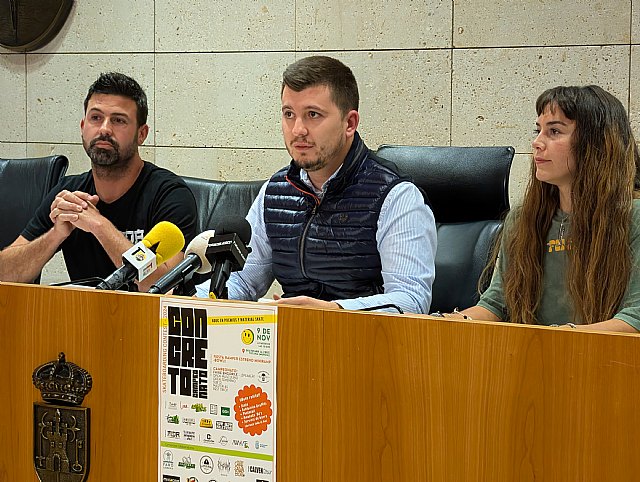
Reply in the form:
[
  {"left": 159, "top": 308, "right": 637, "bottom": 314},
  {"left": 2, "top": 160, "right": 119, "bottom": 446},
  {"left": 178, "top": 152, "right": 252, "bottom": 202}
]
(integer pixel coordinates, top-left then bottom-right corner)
[
  {"left": 234, "top": 460, "right": 245, "bottom": 477},
  {"left": 162, "top": 450, "right": 174, "bottom": 470},
  {"left": 200, "top": 455, "right": 214, "bottom": 474},
  {"left": 192, "top": 403, "right": 207, "bottom": 412},
  {"left": 248, "top": 465, "right": 272, "bottom": 475},
  {"left": 178, "top": 455, "right": 196, "bottom": 469},
  {"left": 200, "top": 432, "right": 216, "bottom": 445},
  {"left": 217, "top": 459, "right": 231, "bottom": 475},
  {"left": 215, "top": 421, "right": 233, "bottom": 431},
  {"left": 166, "top": 414, "right": 180, "bottom": 424},
  {"left": 232, "top": 439, "right": 249, "bottom": 449}
]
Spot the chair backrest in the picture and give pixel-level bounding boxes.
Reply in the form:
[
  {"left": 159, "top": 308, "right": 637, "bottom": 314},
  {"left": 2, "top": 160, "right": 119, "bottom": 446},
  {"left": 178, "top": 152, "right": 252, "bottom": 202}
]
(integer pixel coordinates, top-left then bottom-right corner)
[
  {"left": 0, "top": 155, "right": 69, "bottom": 250},
  {"left": 182, "top": 176, "right": 265, "bottom": 287},
  {"left": 182, "top": 177, "right": 265, "bottom": 234},
  {"left": 375, "top": 145, "right": 515, "bottom": 313}
]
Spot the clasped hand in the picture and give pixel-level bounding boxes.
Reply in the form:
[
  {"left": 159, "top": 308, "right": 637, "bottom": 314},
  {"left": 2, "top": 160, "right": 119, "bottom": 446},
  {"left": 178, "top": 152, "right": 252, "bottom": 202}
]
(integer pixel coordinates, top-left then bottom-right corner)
[{"left": 49, "top": 190, "right": 101, "bottom": 235}]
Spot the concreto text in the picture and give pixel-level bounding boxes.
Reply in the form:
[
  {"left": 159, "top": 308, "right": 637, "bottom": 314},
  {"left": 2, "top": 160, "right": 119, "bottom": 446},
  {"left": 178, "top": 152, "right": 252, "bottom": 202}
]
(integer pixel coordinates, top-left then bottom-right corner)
[{"left": 167, "top": 306, "right": 208, "bottom": 399}]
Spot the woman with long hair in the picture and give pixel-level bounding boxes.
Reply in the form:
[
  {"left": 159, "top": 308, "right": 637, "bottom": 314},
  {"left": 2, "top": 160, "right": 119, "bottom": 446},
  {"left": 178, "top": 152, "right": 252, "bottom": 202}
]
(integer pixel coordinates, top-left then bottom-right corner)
[{"left": 449, "top": 85, "right": 640, "bottom": 332}]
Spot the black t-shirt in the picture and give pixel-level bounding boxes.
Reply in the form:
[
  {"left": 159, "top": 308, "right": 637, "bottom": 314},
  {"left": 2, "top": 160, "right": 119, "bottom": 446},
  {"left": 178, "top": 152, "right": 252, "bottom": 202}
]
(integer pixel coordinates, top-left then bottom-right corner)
[{"left": 22, "top": 161, "right": 197, "bottom": 282}]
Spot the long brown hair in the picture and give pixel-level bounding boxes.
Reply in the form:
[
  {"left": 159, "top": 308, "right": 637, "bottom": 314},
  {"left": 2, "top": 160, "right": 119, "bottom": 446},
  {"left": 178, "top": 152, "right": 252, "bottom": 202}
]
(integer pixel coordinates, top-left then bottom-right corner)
[{"left": 502, "top": 85, "right": 638, "bottom": 324}]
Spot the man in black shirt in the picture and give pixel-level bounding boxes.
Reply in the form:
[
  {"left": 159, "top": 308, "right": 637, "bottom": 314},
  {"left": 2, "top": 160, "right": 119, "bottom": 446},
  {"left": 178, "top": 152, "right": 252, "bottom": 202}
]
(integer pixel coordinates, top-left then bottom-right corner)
[{"left": 0, "top": 72, "right": 197, "bottom": 291}]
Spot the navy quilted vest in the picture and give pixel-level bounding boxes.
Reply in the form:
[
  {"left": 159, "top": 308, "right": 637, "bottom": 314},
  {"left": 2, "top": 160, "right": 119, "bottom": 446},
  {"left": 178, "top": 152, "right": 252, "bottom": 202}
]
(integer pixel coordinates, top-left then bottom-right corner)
[{"left": 264, "top": 133, "right": 408, "bottom": 300}]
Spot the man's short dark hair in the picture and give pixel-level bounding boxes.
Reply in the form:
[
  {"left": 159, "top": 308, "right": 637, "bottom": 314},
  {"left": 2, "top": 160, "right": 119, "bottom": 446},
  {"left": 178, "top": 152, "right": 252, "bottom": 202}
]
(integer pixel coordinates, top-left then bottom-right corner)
[
  {"left": 281, "top": 56, "right": 359, "bottom": 116},
  {"left": 84, "top": 72, "right": 148, "bottom": 126}
]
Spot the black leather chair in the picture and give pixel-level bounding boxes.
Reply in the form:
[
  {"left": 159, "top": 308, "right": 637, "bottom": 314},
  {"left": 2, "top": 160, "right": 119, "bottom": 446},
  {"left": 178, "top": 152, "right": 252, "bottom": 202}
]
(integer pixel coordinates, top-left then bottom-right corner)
[
  {"left": 0, "top": 155, "right": 69, "bottom": 250},
  {"left": 182, "top": 177, "right": 265, "bottom": 234},
  {"left": 375, "top": 145, "right": 515, "bottom": 313},
  {"left": 182, "top": 176, "right": 265, "bottom": 288}
]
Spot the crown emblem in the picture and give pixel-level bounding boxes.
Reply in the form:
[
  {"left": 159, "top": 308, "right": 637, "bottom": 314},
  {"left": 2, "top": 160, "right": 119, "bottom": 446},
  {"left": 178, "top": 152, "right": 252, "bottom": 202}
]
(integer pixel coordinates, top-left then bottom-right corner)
[{"left": 32, "top": 353, "right": 92, "bottom": 406}]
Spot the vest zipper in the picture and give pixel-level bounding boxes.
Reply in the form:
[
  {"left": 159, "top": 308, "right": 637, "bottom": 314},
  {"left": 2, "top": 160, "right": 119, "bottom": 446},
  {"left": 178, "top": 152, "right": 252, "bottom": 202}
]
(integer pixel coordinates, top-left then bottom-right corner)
[
  {"left": 299, "top": 198, "right": 320, "bottom": 278},
  {"left": 285, "top": 175, "right": 322, "bottom": 280}
]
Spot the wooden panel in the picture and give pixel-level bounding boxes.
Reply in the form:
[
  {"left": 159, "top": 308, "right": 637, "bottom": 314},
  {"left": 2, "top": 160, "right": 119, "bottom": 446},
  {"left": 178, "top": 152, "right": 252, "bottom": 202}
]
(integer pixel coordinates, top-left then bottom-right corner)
[
  {"left": 321, "top": 310, "right": 434, "bottom": 481},
  {"left": 318, "top": 311, "right": 640, "bottom": 482},
  {"left": 276, "top": 306, "right": 324, "bottom": 482},
  {"left": 2, "top": 283, "right": 640, "bottom": 482},
  {"left": 0, "top": 282, "right": 159, "bottom": 481}
]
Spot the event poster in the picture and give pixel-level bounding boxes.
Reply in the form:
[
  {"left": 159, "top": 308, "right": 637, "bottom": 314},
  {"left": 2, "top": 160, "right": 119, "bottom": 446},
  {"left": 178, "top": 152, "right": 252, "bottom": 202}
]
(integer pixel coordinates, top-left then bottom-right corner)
[{"left": 158, "top": 298, "right": 277, "bottom": 482}]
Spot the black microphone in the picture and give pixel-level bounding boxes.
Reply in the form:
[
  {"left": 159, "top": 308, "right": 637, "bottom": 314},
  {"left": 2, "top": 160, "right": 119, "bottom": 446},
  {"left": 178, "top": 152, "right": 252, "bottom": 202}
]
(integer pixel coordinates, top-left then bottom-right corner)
[
  {"left": 147, "top": 229, "right": 216, "bottom": 295},
  {"left": 95, "top": 221, "right": 185, "bottom": 291},
  {"left": 206, "top": 217, "right": 252, "bottom": 299}
]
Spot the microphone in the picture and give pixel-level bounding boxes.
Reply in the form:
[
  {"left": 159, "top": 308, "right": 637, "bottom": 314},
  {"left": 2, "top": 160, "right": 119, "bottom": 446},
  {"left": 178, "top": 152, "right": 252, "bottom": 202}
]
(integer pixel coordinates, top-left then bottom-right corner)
[
  {"left": 206, "top": 217, "right": 252, "bottom": 299},
  {"left": 147, "top": 229, "right": 216, "bottom": 295},
  {"left": 95, "top": 221, "right": 185, "bottom": 291}
]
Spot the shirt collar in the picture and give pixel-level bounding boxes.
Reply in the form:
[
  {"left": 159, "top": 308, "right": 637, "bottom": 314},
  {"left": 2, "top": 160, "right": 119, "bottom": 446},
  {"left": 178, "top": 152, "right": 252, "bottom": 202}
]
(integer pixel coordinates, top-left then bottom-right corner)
[{"left": 299, "top": 164, "right": 344, "bottom": 199}]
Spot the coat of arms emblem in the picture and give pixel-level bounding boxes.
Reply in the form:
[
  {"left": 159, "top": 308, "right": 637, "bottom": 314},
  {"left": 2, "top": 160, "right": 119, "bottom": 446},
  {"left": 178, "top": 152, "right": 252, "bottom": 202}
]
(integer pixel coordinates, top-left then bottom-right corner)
[{"left": 32, "top": 352, "right": 92, "bottom": 482}]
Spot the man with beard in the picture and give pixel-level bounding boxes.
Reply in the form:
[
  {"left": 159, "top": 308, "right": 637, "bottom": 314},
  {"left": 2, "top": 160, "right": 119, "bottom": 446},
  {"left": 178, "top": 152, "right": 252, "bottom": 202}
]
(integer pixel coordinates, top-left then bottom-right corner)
[
  {"left": 198, "top": 56, "right": 437, "bottom": 314},
  {"left": 0, "top": 72, "right": 197, "bottom": 291}
]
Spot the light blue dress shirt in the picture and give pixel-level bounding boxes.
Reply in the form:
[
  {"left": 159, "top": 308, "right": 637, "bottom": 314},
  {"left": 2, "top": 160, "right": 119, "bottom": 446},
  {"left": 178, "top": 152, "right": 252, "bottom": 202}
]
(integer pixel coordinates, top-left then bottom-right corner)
[{"left": 196, "top": 170, "right": 436, "bottom": 314}]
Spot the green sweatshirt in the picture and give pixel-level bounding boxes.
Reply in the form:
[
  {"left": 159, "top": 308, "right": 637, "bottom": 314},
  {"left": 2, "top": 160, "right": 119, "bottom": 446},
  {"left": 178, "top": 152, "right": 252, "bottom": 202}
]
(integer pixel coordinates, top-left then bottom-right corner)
[{"left": 478, "top": 199, "right": 640, "bottom": 330}]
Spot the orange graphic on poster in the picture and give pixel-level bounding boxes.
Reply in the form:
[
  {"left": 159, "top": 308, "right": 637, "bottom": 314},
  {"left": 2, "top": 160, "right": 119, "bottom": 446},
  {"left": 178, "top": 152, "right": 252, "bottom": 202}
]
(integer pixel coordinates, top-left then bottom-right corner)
[{"left": 234, "top": 384, "right": 272, "bottom": 435}]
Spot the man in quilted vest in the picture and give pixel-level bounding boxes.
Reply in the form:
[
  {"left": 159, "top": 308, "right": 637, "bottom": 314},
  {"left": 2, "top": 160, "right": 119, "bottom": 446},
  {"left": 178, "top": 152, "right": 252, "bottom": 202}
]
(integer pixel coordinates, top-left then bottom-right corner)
[{"left": 201, "top": 56, "right": 436, "bottom": 314}]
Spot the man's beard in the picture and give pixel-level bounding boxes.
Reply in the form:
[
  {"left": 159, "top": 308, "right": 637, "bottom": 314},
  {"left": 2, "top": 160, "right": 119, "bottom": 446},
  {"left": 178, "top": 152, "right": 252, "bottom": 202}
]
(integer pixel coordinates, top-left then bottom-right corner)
[
  {"left": 289, "top": 136, "right": 345, "bottom": 173},
  {"left": 84, "top": 134, "right": 137, "bottom": 173}
]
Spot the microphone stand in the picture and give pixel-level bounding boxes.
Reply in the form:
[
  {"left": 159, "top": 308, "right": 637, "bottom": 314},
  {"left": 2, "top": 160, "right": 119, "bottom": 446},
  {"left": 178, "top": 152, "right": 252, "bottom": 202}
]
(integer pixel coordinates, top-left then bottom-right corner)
[
  {"left": 173, "top": 278, "right": 197, "bottom": 297},
  {"left": 209, "top": 259, "right": 232, "bottom": 299}
]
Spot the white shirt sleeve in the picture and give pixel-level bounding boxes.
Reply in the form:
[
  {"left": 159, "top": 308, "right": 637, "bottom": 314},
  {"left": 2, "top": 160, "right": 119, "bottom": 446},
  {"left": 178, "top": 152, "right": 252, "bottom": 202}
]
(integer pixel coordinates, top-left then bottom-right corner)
[
  {"left": 334, "top": 182, "right": 436, "bottom": 314},
  {"left": 195, "top": 181, "right": 274, "bottom": 301}
]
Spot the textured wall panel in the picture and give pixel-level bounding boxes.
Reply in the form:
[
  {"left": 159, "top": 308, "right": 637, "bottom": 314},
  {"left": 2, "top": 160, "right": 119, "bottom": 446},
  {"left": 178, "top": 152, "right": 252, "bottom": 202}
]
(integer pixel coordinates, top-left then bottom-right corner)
[
  {"left": 26, "top": 54, "right": 155, "bottom": 144},
  {"left": 451, "top": 46, "right": 630, "bottom": 152},
  {"left": 155, "top": 53, "right": 291, "bottom": 148},
  {"left": 156, "top": 0, "right": 294, "bottom": 52},
  {"left": 296, "top": 0, "right": 451, "bottom": 50},
  {"left": 454, "top": 0, "right": 631, "bottom": 47},
  {"left": 0, "top": 55, "right": 26, "bottom": 142}
]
